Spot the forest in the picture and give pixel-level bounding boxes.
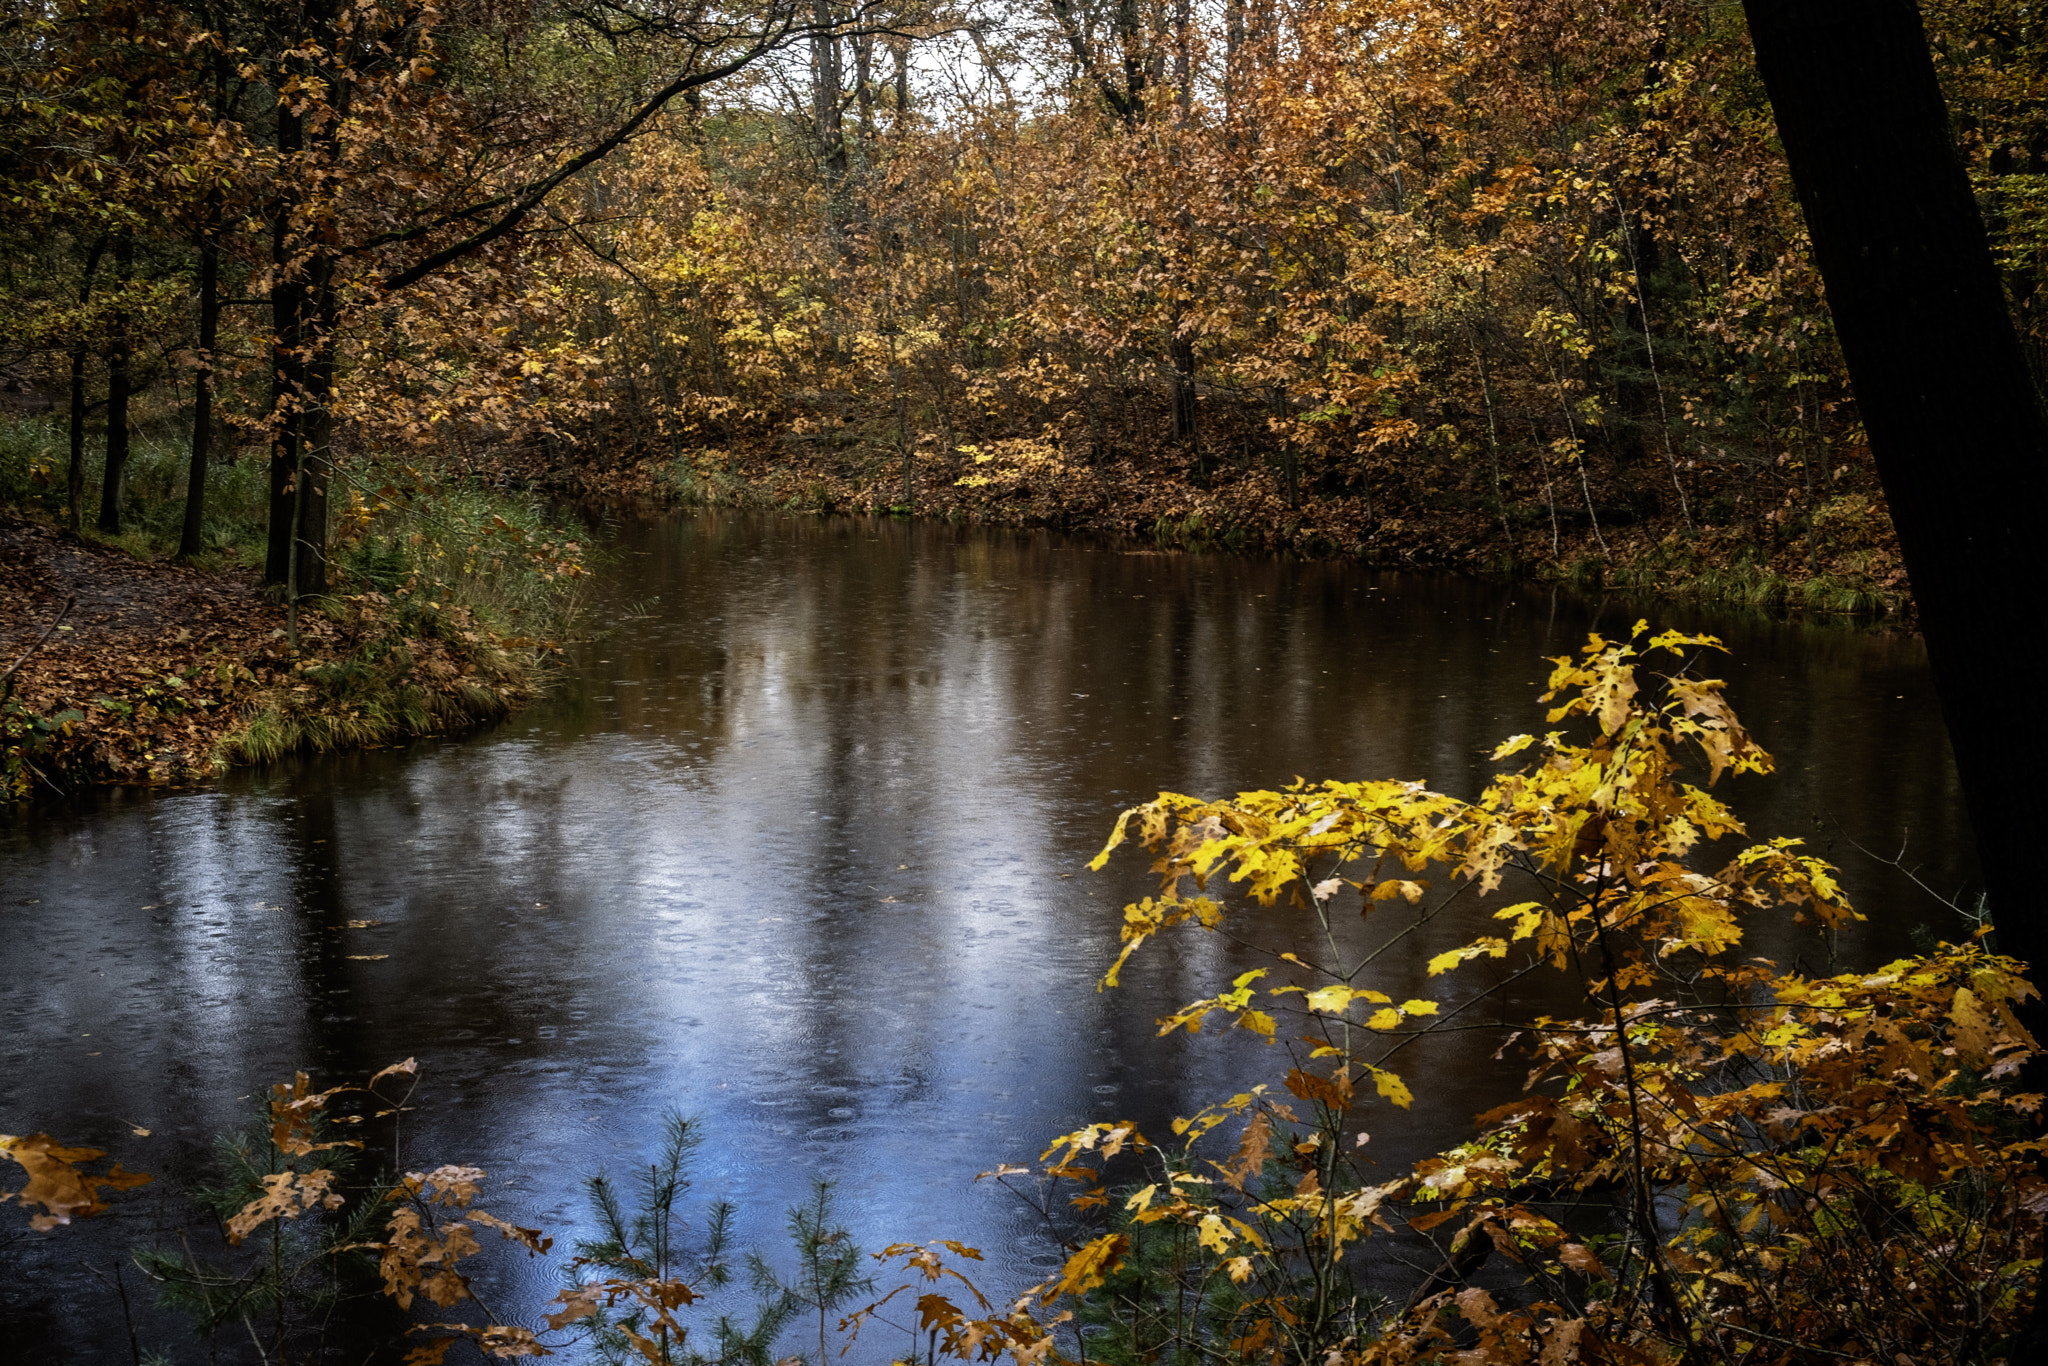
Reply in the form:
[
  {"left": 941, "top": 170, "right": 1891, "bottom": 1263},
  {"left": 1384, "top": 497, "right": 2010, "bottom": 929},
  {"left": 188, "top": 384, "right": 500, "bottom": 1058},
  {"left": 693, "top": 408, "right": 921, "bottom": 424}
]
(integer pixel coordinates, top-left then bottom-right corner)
[
  {"left": 21, "top": 0, "right": 2048, "bottom": 610},
  {"left": 7, "top": 0, "right": 2048, "bottom": 1363}
]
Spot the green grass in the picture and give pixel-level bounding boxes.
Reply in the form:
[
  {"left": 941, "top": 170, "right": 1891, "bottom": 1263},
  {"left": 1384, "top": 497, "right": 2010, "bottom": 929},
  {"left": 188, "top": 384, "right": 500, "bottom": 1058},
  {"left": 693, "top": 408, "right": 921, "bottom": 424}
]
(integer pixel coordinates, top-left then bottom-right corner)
[
  {"left": 0, "top": 410, "right": 270, "bottom": 567},
  {"left": 338, "top": 476, "right": 597, "bottom": 640},
  {"left": 213, "top": 596, "right": 529, "bottom": 766}
]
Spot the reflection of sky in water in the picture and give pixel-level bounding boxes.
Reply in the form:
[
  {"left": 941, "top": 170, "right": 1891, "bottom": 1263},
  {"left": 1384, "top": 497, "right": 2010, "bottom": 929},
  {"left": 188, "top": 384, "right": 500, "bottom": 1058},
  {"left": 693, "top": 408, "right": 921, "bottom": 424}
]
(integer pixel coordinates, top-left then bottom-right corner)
[{"left": 0, "top": 510, "right": 1973, "bottom": 1359}]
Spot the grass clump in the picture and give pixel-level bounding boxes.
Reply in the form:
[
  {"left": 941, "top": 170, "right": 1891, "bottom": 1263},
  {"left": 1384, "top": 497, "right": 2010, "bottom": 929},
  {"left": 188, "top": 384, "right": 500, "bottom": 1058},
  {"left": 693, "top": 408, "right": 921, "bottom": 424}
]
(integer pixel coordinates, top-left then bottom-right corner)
[{"left": 210, "top": 476, "right": 591, "bottom": 767}]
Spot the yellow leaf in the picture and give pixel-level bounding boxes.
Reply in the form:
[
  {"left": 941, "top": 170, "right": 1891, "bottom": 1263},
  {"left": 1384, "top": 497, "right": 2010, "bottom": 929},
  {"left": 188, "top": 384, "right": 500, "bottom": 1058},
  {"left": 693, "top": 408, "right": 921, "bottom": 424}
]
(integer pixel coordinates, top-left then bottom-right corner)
[
  {"left": 1305, "top": 985, "right": 1390, "bottom": 1013},
  {"left": 1197, "top": 1214, "right": 1231, "bottom": 1254},
  {"left": 1493, "top": 901, "right": 1545, "bottom": 940},
  {"left": 1364, "top": 1008, "right": 1402, "bottom": 1030},
  {"left": 1044, "top": 1233, "right": 1128, "bottom": 1302},
  {"left": 1372, "top": 1069, "right": 1413, "bottom": 1109}
]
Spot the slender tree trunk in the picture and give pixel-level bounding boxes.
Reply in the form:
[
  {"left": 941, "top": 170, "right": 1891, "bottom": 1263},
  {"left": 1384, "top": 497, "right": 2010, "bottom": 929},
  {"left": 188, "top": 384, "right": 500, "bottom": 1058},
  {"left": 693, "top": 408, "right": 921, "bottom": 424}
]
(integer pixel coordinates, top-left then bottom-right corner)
[
  {"left": 1224, "top": 0, "right": 1244, "bottom": 124},
  {"left": 296, "top": 256, "right": 335, "bottom": 599},
  {"left": 97, "top": 235, "right": 135, "bottom": 536},
  {"left": 1172, "top": 0, "right": 1192, "bottom": 113},
  {"left": 854, "top": 33, "right": 874, "bottom": 151},
  {"left": 893, "top": 39, "right": 910, "bottom": 135},
  {"left": 180, "top": 201, "right": 221, "bottom": 559},
  {"left": 813, "top": 0, "right": 846, "bottom": 210},
  {"left": 66, "top": 236, "right": 107, "bottom": 534},
  {"left": 265, "top": 90, "right": 306, "bottom": 585},
  {"left": 1170, "top": 327, "right": 1201, "bottom": 478}
]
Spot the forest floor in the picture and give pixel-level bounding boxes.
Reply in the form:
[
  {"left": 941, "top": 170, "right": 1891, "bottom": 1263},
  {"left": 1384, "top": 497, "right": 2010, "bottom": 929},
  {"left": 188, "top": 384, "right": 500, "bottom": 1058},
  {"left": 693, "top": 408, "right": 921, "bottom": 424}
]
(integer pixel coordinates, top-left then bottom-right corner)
[{"left": 1, "top": 514, "right": 539, "bottom": 795}]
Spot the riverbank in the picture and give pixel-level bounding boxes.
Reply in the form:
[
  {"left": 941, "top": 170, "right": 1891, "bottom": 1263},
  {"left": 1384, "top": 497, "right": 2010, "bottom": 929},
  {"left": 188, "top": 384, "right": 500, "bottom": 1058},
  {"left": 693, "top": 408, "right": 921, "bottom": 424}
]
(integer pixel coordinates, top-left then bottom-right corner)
[
  {"left": 511, "top": 436, "right": 1914, "bottom": 621},
  {"left": 1, "top": 515, "right": 553, "bottom": 796}
]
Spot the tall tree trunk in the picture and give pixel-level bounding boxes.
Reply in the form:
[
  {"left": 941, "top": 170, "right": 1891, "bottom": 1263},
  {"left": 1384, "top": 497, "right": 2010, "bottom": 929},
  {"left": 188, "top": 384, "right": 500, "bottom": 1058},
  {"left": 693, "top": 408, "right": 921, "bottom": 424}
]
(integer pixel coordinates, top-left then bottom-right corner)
[
  {"left": 1739, "top": 0, "right": 2048, "bottom": 976},
  {"left": 1740, "top": 21, "right": 2048, "bottom": 1348},
  {"left": 1172, "top": 0, "right": 1192, "bottom": 117},
  {"left": 66, "top": 236, "right": 107, "bottom": 534},
  {"left": 854, "top": 32, "right": 874, "bottom": 150},
  {"left": 1170, "top": 326, "right": 1201, "bottom": 478},
  {"left": 265, "top": 272, "right": 305, "bottom": 582},
  {"left": 265, "top": 83, "right": 306, "bottom": 586},
  {"left": 894, "top": 39, "right": 910, "bottom": 134},
  {"left": 813, "top": 0, "right": 846, "bottom": 207},
  {"left": 97, "top": 235, "right": 134, "bottom": 536},
  {"left": 295, "top": 256, "right": 335, "bottom": 600},
  {"left": 1224, "top": 0, "right": 1245, "bottom": 133},
  {"left": 180, "top": 198, "right": 221, "bottom": 559}
]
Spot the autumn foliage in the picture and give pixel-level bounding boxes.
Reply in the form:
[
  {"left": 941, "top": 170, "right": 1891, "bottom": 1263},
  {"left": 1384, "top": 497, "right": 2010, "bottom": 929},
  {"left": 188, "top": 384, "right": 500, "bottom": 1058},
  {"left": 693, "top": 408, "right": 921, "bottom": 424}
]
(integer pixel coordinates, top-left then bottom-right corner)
[
  {"left": 1039, "top": 626, "right": 2044, "bottom": 1363},
  {"left": 31, "top": 0, "right": 2048, "bottom": 611}
]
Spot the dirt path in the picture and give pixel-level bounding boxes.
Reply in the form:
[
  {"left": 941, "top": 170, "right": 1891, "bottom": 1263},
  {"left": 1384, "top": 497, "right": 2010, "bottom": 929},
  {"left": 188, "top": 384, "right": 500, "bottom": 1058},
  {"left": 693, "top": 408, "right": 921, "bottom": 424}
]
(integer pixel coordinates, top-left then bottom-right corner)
[
  {"left": 2, "top": 515, "right": 335, "bottom": 787},
  {"left": 2, "top": 516, "right": 283, "bottom": 657}
]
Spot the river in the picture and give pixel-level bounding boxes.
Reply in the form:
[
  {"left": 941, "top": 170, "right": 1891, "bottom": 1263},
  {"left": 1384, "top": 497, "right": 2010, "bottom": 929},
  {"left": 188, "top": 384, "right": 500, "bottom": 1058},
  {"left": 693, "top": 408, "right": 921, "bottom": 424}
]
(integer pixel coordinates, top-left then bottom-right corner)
[{"left": 0, "top": 508, "right": 1975, "bottom": 1360}]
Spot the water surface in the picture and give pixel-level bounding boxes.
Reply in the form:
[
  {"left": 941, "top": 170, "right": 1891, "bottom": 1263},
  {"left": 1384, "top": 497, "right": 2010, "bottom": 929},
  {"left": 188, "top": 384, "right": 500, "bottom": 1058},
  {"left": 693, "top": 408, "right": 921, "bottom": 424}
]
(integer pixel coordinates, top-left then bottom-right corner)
[{"left": 0, "top": 510, "right": 1974, "bottom": 1359}]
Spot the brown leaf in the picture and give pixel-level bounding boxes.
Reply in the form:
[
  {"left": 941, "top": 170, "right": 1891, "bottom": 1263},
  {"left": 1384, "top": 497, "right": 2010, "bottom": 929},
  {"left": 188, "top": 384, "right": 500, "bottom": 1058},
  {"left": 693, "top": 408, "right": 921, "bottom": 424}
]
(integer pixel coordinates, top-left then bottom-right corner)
[
  {"left": 0, "top": 1133, "right": 151, "bottom": 1231},
  {"left": 226, "top": 1169, "right": 345, "bottom": 1246},
  {"left": 1558, "top": 1244, "right": 1609, "bottom": 1281},
  {"left": 470, "top": 1209, "right": 553, "bottom": 1255},
  {"left": 1216, "top": 1111, "right": 1272, "bottom": 1192}
]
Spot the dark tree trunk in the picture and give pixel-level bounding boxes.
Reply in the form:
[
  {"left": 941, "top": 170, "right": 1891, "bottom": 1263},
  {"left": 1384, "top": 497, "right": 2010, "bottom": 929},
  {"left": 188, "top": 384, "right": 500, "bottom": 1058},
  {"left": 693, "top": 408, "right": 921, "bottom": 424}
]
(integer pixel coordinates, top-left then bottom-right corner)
[
  {"left": 295, "top": 257, "right": 335, "bottom": 599},
  {"left": 853, "top": 32, "right": 874, "bottom": 149},
  {"left": 813, "top": 0, "right": 846, "bottom": 204},
  {"left": 265, "top": 82, "right": 306, "bottom": 586},
  {"left": 1741, "top": 20, "right": 2048, "bottom": 1348},
  {"left": 180, "top": 202, "right": 221, "bottom": 559},
  {"left": 265, "top": 259, "right": 305, "bottom": 583},
  {"left": 1739, "top": 0, "right": 2048, "bottom": 975},
  {"left": 66, "top": 236, "right": 107, "bottom": 534},
  {"left": 1170, "top": 328, "right": 1201, "bottom": 479},
  {"left": 97, "top": 235, "right": 135, "bottom": 536}
]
